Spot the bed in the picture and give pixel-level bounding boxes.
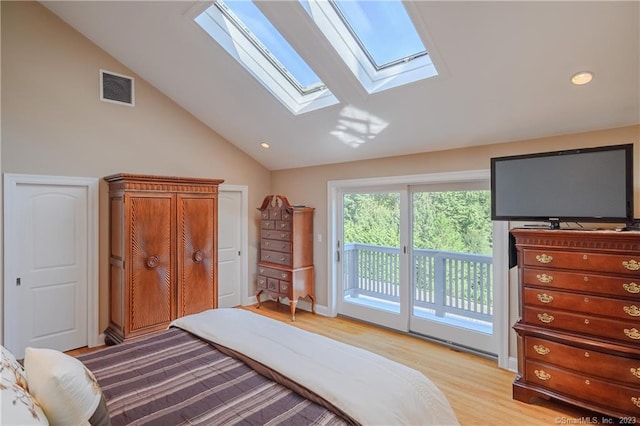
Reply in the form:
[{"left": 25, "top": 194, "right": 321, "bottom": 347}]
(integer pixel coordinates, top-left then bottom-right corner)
[{"left": 5, "top": 309, "right": 459, "bottom": 425}]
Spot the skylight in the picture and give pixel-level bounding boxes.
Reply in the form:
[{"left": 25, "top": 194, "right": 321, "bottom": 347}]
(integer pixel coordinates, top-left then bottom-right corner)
[
  {"left": 219, "top": 0, "right": 324, "bottom": 94},
  {"left": 194, "top": 0, "right": 338, "bottom": 115},
  {"left": 193, "top": 0, "right": 437, "bottom": 113},
  {"left": 301, "top": 0, "right": 438, "bottom": 94},
  {"left": 330, "top": 0, "right": 428, "bottom": 70}
]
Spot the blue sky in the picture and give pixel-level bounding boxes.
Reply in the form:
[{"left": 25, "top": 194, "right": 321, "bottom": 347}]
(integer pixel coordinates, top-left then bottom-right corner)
[
  {"left": 223, "top": 0, "right": 427, "bottom": 89},
  {"left": 224, "top": 0, "right": 322, "bottom": 88},
  {"left": 332, "top": 0, "right": 426, "bottom": 67}
]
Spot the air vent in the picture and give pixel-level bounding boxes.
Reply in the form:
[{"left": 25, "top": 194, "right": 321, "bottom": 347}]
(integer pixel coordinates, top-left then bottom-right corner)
[{"left": 100, "top": 70, "right": 134, "bottom": 106}]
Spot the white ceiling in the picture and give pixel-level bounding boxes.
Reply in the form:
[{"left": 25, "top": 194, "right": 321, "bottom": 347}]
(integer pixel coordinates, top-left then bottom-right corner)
[{"left": 42, "top": 1, "right": 640, "bottom": 171}]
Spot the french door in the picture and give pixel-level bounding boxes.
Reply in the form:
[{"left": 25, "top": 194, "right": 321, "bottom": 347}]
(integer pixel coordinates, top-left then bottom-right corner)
[
  {"left": 337, "top": 188, "right": 409, "bottom": 331},
  {"left": 336, "top": 180, "right": 498, "bottom": 356},
  {"left": 408, "top": 184, "right": 496, "bottom": 354}
]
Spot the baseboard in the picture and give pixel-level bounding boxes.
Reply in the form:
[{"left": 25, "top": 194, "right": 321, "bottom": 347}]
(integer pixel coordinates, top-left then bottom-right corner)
[{"left": 508, "top": 356, "right": 518, "bottom": 372}]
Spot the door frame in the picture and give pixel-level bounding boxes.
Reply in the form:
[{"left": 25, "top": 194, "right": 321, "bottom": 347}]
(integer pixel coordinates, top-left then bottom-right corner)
[
  {"left": 327, "top": 170, "right": 510, "bottom": 369},
  {"left": 3, "top": 173, "right": 99, "bottom": 348},
  {"left": 219, "top": 184, "right": 249, "bottom": 306}
]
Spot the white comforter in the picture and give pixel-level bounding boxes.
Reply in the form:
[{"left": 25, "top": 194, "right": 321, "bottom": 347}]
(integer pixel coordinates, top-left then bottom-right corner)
[{"left": 171, "top": 308, "right": 459, "bottom": 426}]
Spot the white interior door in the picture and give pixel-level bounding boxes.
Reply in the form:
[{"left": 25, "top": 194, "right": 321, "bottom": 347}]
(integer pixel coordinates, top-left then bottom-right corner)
[
  {"left": 218, "top": 190, "right": 243, "bottom": 308},
  {"left": 4, "top": 175, "right": 98, "bottom": 358}
]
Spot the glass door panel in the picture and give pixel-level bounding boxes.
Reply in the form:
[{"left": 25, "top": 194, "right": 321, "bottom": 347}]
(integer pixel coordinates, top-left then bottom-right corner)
[
  {"left": 409, "top": 188, "right": 497, "bottom": 355},
  {"left": 338, "top": 190, "right": 408, "bottom": 331}
]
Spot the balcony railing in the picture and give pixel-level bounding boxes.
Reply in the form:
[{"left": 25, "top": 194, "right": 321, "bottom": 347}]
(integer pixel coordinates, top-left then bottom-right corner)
[{"left": 343, "top": 243, "right": 493, "bottom": 322}]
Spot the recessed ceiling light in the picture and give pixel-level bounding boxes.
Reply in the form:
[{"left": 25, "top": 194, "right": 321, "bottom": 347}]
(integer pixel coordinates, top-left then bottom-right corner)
[
  {"left": 571, "top": 71, "right": 593, "bottom": 86},
  {"left": 260, "top": 142, "right": 270, "bottom": 149}
]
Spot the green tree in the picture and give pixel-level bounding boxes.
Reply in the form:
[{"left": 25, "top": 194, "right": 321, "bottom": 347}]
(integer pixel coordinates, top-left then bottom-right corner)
[
  {"left": 344, "top": 190, "right": 492, "bottom": 254},
  {"left": 343, "top": 193, "right": 399, "bottom": 246}
]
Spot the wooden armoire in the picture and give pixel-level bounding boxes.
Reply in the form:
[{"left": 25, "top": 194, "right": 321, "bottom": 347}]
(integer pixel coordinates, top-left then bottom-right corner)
[{"left": 104, "top": 174, "right": 224, "bottom": 344}]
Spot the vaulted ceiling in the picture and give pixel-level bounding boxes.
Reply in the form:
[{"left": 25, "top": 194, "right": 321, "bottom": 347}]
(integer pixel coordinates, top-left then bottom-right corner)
[{"left": 42, "top": 1, "right": 639, "bottom": 170}]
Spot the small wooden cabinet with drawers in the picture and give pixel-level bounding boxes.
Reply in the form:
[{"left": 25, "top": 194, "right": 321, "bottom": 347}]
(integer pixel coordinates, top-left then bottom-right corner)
[
  {"left": 256, "top": 194, "right": 315, "bottom": 321},
  {"left": 511, "top": 229, "right": 640, "bottom": 420}
]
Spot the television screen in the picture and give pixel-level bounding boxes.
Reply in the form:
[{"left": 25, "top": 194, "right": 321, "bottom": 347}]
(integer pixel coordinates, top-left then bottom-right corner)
[{"left": 491, "top": 144, "right": 634, "bottom": 226}]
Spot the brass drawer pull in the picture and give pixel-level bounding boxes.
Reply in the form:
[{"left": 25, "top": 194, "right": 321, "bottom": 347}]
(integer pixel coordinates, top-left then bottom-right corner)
[
  {"left": 280, "top": 223, "right": 287, "bottom": 228},
  {"left": 623, "top": 305, "right": 640, "bottom": 317},
  {"left": 624, "top": 328, "right": 640, "bottom": 340},
  {"left": 265, "top": 242, "right": 270, "bottom": 247},
  {"left": 536, "top": 274, "right": 554, "bottom": 284},
  {"left": 281, "top": 273, "right": 287, "bottom": 279},
  {"left": 584, "top": 319, "right": 590, "bottom": 325},
  {"left": 623, "top": 260, "right": 640, "bottom": 271},
  {"left": 533, "top": 344, "right": 550, "bottom": 355},
  {"left": 623, "top": 282, "right": 640, "bottom": 294},
  {"left": 537, "top": 313, "right": 554, "bottom": 324},
  {"left": 534, "top": 370, "right": 551, "bottom": 381},
  {"left": 584, "top": 352, "right": 590, "bottom": 358},
  {"left": 537, "top": 293, "right": 554, "bottom": 304},
  {"left": 280, "top": 256, "right": 285, "bottom": 262},
  {"left": 536, "top": 254, "right": 553, "bottom": 264},
  {"left": 584, "top": 379, "right": 590, "bottom": 385},
  {"left": 633, "top": 397, "right": 640, "bottom": 408},
  {"left": 631, "top": 368, "right": 640, "bottom": 379}
]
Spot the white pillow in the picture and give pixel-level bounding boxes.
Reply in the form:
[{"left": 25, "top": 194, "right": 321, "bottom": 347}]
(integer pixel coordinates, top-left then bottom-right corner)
[
  {"left": 1, "top": 344, "right": 28, "bottom": 389},
  {"left": 0, "top": 377, "right": 49, "bottom": 425},
  {"left": 24, "top": 347, "right": 102, "bottom": 426}
]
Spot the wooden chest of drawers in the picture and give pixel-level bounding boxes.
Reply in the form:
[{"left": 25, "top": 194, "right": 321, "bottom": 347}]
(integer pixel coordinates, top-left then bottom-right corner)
[
  {"left": 511, "top": 229, "right": 640, "bottom": 420},
  {"left": 256, "top": 195, "right": 315, "bottom": 320}
]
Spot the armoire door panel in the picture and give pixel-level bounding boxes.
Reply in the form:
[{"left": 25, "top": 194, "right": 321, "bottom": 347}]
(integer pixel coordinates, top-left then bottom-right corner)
[
  {"left": 177, "top": 195, "right": 216, "bottom": 317},
  {"left": 129, "top": 195, "right": 174, "bottom": 331}
]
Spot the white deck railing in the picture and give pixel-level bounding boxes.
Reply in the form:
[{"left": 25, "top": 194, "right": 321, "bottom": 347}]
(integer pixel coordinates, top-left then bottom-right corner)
[{"left": 343, "top": 243, "right": 493, "bottom": 322}]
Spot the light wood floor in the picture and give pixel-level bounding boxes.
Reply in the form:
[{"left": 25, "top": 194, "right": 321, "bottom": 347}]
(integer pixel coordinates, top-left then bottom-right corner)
[
  {"left": 244, "top": 302, "right": 597, "bottom": 426},
  {"left": 71, "top": 303, "right": 600, "bottom": 425}
]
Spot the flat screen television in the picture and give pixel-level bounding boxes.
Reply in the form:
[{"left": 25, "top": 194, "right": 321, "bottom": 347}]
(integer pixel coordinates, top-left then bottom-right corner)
[{"left": 491, "top": 143, "right": 634, "bottom": 229}]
